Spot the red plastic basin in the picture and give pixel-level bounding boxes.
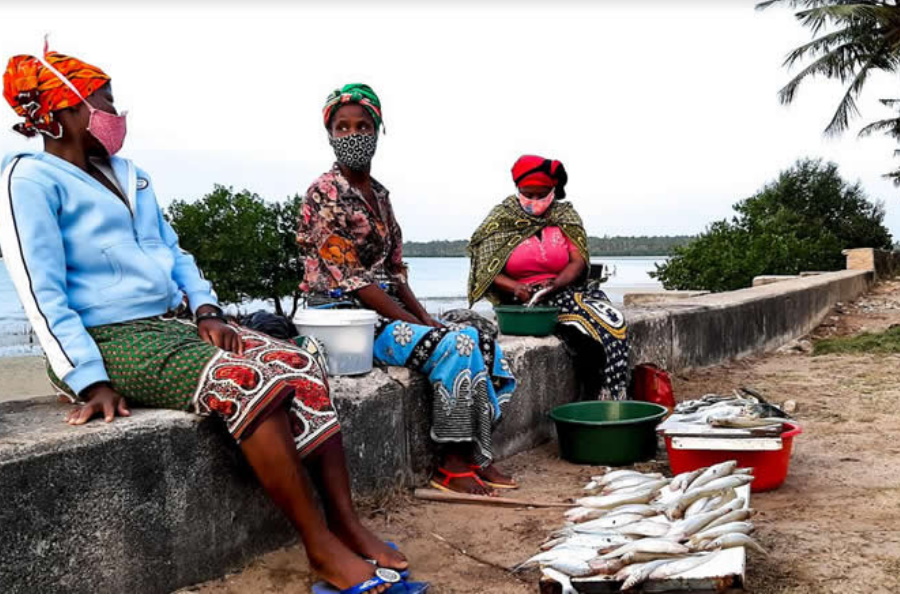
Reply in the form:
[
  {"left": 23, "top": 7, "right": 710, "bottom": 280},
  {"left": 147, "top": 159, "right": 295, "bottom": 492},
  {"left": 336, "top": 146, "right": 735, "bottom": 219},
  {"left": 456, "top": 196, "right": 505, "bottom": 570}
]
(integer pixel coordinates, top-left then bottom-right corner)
[{"left": 664, "top": 422, "right": 802, "bottom": 492}]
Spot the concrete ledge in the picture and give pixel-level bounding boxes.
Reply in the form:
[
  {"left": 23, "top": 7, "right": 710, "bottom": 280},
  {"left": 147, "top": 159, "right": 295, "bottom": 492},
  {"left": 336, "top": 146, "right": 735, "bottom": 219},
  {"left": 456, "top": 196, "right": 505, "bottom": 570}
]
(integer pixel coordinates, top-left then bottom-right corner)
[
  {"left": 0, "top": 268, "right": 875, "bottom": 592},
  {"left": 623, "top": 290, "right": 709, "bottom": 306}
]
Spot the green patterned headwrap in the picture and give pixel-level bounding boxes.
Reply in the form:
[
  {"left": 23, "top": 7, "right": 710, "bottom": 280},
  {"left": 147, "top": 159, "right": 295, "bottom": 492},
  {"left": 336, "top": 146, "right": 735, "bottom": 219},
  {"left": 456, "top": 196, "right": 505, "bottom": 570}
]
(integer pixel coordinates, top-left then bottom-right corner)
[{"left": 323, "top": 83, "right": 383, "bottom": 131}]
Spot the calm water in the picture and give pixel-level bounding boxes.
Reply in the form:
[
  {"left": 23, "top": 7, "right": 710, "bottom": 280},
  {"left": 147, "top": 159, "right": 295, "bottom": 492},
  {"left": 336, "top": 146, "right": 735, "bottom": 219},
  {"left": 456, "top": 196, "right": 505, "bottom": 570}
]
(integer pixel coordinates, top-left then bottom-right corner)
[{"left": 0, "top": 256, "right": 665, "bottom": 357}]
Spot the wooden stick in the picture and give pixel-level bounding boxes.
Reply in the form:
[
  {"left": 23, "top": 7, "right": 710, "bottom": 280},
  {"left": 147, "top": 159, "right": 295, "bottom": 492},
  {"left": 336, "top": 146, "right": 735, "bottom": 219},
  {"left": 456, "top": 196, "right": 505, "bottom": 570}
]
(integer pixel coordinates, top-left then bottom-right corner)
[{"left": 413, "top": 488, "right": 573, "bottom": 508}]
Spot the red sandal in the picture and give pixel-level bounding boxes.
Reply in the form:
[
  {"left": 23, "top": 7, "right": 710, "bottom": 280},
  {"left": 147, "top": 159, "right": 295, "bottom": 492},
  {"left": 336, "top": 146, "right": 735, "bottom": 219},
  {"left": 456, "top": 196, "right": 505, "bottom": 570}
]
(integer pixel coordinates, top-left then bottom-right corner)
[
  {"left": 429, "top": 467, "right": 491, "bottom": 494},
  {"left": 470, "top": 464, "right": 520, "bottom": 490}
]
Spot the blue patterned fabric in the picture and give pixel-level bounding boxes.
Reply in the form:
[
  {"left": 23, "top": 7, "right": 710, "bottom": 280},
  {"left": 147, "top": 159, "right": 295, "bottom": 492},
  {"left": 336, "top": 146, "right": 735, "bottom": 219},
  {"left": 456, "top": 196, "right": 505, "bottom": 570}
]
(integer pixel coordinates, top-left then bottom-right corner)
[{"left": 373, "top": 318, "right": 516, "bottom": 466}]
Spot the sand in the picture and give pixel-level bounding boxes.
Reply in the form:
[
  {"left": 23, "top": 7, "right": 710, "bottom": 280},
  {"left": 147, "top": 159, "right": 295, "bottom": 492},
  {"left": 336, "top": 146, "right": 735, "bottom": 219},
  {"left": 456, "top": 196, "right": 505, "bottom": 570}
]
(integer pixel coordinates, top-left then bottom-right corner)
[{"left": 17, "top": 280, "right": 900, "bottom": 594}]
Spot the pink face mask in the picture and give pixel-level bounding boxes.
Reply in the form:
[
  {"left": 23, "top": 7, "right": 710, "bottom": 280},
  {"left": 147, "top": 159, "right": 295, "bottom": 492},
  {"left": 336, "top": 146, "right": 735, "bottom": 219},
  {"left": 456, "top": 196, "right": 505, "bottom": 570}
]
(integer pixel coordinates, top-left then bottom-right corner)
[
  {"left": 517, "top": 190, "right": 555, "bottom": 216},
  {"left": 37, "top": 56, "right": 128, "bottom": 156}
]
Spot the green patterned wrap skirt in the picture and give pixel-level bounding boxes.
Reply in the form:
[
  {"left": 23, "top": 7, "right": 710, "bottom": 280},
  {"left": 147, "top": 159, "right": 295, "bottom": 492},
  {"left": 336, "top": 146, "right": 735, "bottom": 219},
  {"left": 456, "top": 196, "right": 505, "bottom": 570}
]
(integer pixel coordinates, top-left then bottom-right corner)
[{"left": 49, "top": 317, "right": 339, "bottom": 456}]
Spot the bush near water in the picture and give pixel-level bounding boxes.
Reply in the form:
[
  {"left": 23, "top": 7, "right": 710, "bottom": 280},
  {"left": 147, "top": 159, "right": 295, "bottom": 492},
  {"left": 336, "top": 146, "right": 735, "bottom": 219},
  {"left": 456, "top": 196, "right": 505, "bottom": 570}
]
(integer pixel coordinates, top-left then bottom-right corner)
[
  {"left": 653, "top": 159, "right": 893, "bottom": 293},
  {"left": 167, "top": 186, "right": 305, "bottom": 317}
]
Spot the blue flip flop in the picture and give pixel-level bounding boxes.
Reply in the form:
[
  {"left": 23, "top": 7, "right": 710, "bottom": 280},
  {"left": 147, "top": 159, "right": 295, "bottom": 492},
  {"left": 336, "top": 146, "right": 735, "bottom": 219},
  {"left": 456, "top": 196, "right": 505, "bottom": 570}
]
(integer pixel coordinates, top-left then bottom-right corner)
[
  {"left": 371, "top": 541, "right": 409, "bottom": 580},
  {"left": 310, "top": 568, "right": 430, "bottom": 594}
]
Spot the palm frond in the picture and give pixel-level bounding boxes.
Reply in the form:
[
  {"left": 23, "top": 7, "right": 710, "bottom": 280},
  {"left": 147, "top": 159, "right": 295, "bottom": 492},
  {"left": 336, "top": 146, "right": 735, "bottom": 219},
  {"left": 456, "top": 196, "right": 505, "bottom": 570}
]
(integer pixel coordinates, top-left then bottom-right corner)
[
  {"left": 859, "top": 116, "right": 900, "bottom": 137},
  {"left": 823, "top": 49, "right": 885, "bottom": 135},
  {"left": 777, "top": 40, "right": 870, "bottom": 104}
]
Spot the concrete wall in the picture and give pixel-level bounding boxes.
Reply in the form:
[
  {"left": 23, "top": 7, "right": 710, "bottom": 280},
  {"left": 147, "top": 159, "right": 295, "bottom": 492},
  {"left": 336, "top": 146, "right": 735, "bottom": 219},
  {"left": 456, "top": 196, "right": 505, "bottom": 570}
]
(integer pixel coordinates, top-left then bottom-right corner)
[
  {"left": 844, "top": 248, "right": 900, "bottom": 280},
  {"left": 0, "top": 269, "right": 874, "bottom": 592}
]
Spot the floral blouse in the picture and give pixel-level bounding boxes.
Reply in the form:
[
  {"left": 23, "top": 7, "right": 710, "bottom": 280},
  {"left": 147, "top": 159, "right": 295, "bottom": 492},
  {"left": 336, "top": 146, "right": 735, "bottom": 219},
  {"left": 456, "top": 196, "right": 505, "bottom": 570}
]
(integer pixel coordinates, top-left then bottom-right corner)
[{"left": 297, "top": 164, "right": 407, "bottom": 295}]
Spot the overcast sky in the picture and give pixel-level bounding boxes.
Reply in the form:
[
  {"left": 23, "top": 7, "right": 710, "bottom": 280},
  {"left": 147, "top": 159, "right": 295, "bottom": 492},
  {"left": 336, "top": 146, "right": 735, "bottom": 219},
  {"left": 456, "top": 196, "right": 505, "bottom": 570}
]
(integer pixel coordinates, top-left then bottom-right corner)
[{"left": 2, "top": 2, "right": 899, "bottom": 242}]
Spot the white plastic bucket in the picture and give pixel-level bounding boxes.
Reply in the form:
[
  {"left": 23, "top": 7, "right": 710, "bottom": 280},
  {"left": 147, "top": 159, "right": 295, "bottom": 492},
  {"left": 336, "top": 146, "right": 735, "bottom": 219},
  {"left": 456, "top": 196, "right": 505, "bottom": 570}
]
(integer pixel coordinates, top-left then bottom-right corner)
[{"left": 293, "top": 309, "right": 378, "bottom": 376}]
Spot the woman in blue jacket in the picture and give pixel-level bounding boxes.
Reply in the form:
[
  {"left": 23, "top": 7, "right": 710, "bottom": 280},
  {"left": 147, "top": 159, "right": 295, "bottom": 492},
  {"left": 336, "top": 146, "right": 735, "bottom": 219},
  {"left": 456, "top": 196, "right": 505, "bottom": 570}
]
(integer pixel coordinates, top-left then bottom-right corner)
[{"left": 1, "top": 49, "right": 413, "bottom": 594}]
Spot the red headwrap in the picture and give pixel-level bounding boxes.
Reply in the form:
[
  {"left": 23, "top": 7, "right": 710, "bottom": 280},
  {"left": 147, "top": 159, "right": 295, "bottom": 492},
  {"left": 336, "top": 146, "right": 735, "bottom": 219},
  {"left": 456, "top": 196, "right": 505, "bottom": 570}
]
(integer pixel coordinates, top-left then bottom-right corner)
[
  {"left": 511, "top": 154, "right": 568, "bottom": 199},
  {"left": 3, "top": 50, "right": 110, "bottom": 138}
]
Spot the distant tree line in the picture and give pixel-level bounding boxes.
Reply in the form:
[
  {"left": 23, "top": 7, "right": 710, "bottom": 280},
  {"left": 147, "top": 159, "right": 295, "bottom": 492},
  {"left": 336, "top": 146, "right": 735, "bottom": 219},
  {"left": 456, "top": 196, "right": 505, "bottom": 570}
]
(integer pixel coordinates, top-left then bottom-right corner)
[{"left": 404, "top": 236, "right": 694, "bottom": 258}]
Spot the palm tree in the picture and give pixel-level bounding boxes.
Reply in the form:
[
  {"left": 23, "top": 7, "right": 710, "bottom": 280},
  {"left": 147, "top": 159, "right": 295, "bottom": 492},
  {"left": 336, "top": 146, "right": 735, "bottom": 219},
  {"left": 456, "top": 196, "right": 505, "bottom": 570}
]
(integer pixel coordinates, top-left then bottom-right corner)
[
  {"left": 859, "top": 98, "right": 900, "bottom": 183},
  {"left": 757, "top": 1, "right": 900, "bottom": 136}
]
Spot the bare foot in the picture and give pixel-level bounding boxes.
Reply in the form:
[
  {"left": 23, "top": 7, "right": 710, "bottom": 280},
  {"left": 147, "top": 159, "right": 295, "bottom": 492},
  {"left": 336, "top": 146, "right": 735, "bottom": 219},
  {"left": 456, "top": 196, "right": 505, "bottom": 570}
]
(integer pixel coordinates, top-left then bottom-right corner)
[
  {"left": 475, "top": 463, "right": 518, "bottom": 488},
  {"left": 307, "top": 532, "right": 391, "bottom": 594},
  {"left": 331, "top": 518, "right": 409, "bottom": 572}
]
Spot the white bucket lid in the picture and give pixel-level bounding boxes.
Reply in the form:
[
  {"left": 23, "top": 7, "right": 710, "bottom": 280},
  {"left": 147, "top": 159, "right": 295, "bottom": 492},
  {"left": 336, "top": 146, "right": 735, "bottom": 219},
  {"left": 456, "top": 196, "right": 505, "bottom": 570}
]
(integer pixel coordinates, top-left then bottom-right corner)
[{"left": 293, "top": 308, "right": 378, "bottom": 326}]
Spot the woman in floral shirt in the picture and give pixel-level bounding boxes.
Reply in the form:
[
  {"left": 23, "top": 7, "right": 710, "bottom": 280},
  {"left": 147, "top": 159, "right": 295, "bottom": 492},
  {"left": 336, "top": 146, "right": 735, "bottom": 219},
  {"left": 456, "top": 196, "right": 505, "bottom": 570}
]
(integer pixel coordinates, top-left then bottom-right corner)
[{"left": 298, "top": 84, "right": 518, "bottom": 496}]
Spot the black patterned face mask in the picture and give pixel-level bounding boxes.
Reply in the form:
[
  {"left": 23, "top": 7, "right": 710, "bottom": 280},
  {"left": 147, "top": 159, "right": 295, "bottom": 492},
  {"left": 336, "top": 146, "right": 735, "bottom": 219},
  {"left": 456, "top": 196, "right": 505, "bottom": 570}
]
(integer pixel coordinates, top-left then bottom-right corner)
[{"left": 329, "top": 133, "right": 378, "bottom": 171}]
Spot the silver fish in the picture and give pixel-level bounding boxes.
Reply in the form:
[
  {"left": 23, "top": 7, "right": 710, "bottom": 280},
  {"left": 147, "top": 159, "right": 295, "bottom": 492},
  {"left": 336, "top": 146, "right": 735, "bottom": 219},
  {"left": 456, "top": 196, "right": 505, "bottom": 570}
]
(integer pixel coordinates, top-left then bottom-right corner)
[
  {"left": 665, "top": 489, "right": 726, "bottom": 521},
  {"left": 734, "top": 467, "right": 754, "bottom": 475},
  {"left": 686, "top": 461, "right": 738, "bottom": 492},
  {"left": 542, "top": 567, "right": 577, "bottom": 594},
  {"left": 647, "top": 551, "right": 719, "bottom": 581},
  {"left": 668, "top": 475, "right": 754, "bottom": 519},
  {"left": 605, "top": 504, "right": 661, "bottom": 518},
  {"left": 615, "top": 520, "right": 671, "bottom": 538},
  {"left": 592, "top": 469, "right": 660, "bottom": 485},
  {"left": 705, "top": 508, "right": 753, "bottom": 530},
  {"left": 669, "top": 468, "right": 704, "bottom": 492},
  {"left": 601, "top": 475, "right": 665, "bottom": 495},
  {"left": 587, "top": 556, "right": 628, "bottom": 576},
  {"left": 577, "top": 487, "right": 657, "bottom": 509},
  {"left": 623, "top": 551, "right": 693, "bottom": 563},
  {"left": 602, "top": 538, "right": 689, "bottom": 559},
  {"left": 703, "top": 487, "right": 737, "bottom": 513},
  {"left": 666, "top": 505, "right": 732, "bottom": 540},
  {"left": 517, "top": 546, "right": 598, "bottom": 570},
  {"left": 688, "top": 521, "right": 755, "bottom": 545},
  {"left": 544, "top": 533, "right": 633, "bottom": 552},
  {"left": 618, "top": 558, "right": 678, "bottom": 591},
  {"left": 565, "top": 507, "right": 604, "bottom": 523},
  {"left": 572, "top": 512, "right": 645, "bottom": 533},
  {"left": 543, "top": 557, "right": 596, "bottom": 577},
  {"left": 683, "top": 496, "right": 710, "bottom": 518},
  {"left": 700, "top": 532, "right": 768, "bottom": 555}
]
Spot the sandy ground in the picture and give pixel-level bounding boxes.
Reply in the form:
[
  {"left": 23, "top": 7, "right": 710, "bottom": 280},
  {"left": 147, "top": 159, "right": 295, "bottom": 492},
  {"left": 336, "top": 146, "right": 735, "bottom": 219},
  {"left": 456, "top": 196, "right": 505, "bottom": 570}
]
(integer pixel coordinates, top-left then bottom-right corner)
[
  {"left": 8, "top": 281, "right": 900, "bottom": 593},
  {"left": 0, "top": 355, "right": 52, "bottom": 402},
  {"left": 184, "top": 278, "right": 900, "bottom": 594}
]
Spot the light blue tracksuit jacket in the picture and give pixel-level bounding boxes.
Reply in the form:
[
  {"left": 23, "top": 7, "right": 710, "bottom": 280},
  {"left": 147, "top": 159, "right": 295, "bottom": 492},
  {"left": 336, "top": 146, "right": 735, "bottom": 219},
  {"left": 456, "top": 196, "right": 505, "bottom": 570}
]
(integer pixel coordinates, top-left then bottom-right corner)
[{"left": 0, "top": 151, "right": 219, "bottom": 394}]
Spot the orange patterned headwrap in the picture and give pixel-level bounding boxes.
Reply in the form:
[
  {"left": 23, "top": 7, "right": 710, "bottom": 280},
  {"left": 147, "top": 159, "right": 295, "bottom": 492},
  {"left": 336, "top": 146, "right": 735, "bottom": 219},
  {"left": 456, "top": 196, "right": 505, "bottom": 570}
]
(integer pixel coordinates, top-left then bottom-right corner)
[{"left": 3, "top": 51, "right": 110, "bottom": 138}]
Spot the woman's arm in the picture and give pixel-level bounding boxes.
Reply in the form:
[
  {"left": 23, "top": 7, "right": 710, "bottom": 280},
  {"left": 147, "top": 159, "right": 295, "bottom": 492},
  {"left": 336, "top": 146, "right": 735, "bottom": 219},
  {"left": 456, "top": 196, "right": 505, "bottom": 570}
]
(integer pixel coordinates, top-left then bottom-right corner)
[
  {"left": 394, "top": 281, "right": 442, "bottom": 327},
  {"left": 355, "top": 284, "right": 425, "bottom": 325}
]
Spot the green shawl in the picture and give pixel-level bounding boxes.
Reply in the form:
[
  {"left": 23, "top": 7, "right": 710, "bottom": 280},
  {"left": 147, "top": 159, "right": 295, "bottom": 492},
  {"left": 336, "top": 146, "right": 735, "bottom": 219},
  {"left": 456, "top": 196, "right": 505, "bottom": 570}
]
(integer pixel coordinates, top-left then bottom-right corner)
[{"left": 466, "top": 196, "right": 590, "bottom": 306}]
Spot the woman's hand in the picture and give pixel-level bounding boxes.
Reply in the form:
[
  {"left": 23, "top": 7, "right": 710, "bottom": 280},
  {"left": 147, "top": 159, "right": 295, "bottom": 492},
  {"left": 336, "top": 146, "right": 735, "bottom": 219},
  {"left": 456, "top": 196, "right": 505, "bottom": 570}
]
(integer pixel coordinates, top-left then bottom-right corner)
[
  {"left": 512, "top": 283, "right": 534, "bottom": 303},
  {"left": 66, "top": 383, "right": 130, "bottom": 425},
  {"left": 199, "top": 319, "right": 245, "bottom": 355}
]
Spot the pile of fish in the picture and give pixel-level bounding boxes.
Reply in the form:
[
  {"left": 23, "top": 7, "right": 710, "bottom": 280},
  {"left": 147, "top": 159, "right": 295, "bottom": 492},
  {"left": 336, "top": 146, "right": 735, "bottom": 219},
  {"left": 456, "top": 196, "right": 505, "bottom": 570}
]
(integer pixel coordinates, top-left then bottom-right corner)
[
  {"left": 673, "top": 388, "right": 795, "bottom": 430},
  {"left": 520, "top": 460, "right": 765, "bottom": 593}
]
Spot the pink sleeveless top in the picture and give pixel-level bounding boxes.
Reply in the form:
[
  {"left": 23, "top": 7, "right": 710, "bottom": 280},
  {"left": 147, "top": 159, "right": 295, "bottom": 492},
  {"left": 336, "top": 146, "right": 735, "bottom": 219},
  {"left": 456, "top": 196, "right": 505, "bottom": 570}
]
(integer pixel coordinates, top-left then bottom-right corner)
[{"left": 503, "top": 226, "right": 574, "bottom": 285}]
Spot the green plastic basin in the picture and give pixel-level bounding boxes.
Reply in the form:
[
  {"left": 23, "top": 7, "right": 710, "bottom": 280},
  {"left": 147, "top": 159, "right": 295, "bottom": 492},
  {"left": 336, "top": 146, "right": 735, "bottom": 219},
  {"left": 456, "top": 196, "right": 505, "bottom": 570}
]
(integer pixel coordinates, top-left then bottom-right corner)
[
  {"left": 494, "top": 305, "right": 560, "bottom": 336},
  {"left": 549, "top": 401, "right": 668, "bottom": 466}
]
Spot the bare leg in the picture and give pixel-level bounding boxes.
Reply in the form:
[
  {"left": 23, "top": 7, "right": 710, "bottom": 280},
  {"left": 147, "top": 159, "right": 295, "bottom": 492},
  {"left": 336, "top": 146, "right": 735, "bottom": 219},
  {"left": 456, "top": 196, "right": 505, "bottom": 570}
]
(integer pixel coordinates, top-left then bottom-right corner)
[
  {"left": 240, "top": 409, "right": 389, "bottom": 593},
  {"left": 305, "top": 433, "right": 408, "bottom": 571}
]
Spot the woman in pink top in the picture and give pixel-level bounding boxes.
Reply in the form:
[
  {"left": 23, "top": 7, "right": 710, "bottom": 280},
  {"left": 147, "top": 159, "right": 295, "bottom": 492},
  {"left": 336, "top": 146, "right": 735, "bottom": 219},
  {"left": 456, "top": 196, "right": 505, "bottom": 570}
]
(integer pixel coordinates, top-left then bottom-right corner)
[{"left": 468, "top": 155, "right": 630, "bottom": 400}]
